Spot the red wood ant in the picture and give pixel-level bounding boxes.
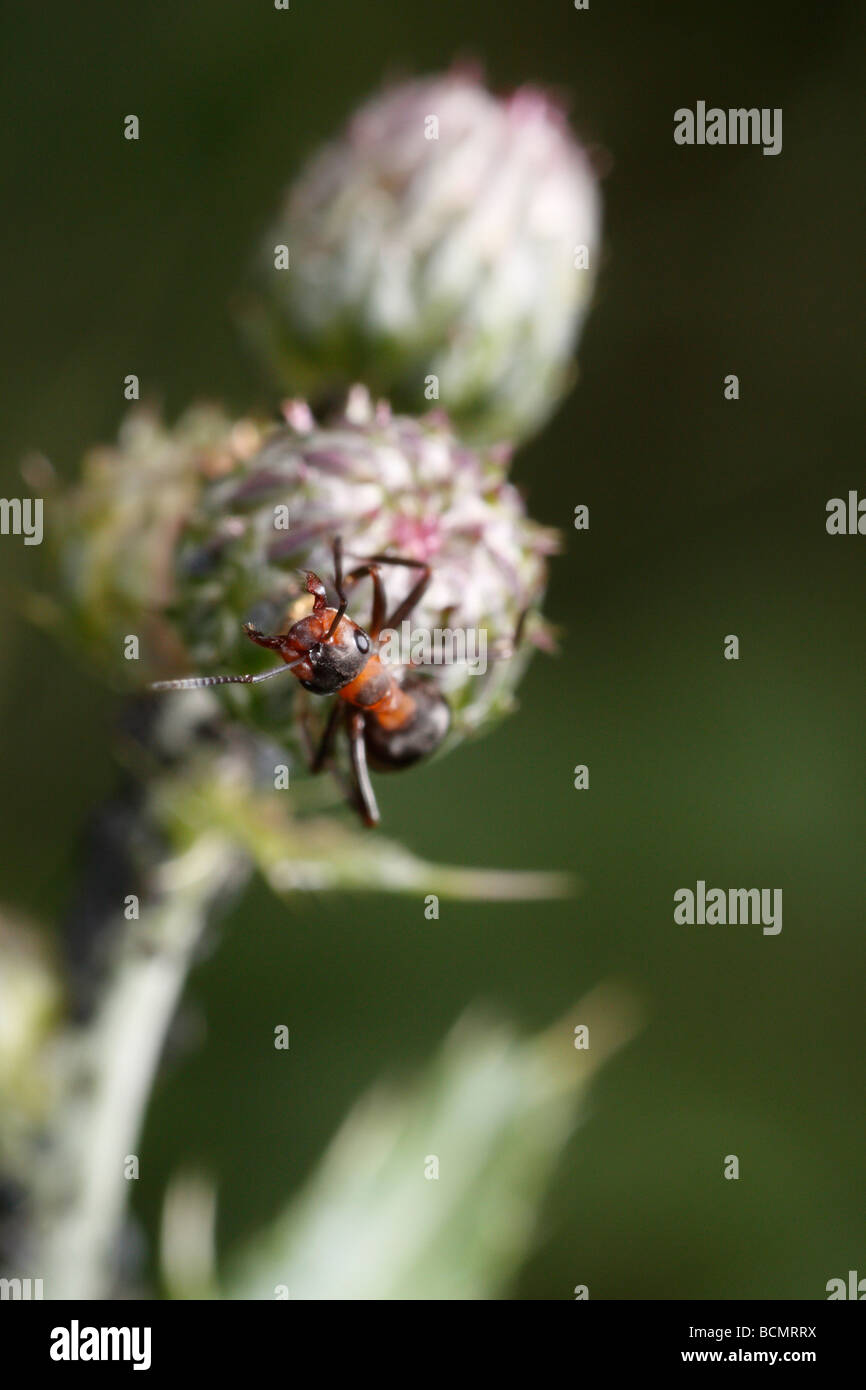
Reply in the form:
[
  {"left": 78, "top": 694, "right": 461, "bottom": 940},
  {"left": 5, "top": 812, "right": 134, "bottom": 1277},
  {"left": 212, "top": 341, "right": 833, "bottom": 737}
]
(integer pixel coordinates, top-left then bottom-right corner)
[{"left": 150, "top": 537, "right": 451, "bottom": 826}]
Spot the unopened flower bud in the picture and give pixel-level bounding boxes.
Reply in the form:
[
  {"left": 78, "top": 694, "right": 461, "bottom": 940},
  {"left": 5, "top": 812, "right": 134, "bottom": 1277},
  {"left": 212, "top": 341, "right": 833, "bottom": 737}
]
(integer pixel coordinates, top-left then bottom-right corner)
[{"left": 247, "top": 70, "right": 602, "bottom": 443}]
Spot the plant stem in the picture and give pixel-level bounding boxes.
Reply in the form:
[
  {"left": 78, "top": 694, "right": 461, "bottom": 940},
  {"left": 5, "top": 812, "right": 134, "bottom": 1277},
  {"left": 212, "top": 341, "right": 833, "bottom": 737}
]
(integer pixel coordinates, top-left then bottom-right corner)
[{"left": 34, "top": 831, "right": 245, "bottom": 1300}]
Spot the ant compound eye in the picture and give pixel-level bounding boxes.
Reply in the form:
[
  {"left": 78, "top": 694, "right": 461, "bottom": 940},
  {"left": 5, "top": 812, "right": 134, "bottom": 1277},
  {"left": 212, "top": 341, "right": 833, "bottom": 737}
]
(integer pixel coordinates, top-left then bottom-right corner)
[
  {"left": 308, "top": 642, "right": 323, "bottom": 663},
  {"left": 354, "top": 630, "right": 371, "bottom": 654}
]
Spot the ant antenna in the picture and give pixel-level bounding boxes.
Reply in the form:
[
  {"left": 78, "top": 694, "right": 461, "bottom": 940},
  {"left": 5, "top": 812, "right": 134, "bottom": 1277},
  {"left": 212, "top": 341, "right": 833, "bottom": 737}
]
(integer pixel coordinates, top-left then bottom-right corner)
[
  {"left": 326, "top": 534, "right": 348, "bottom": 639},
  {"left": 150, "top": 654, "right": 307, "bottom": 693}
]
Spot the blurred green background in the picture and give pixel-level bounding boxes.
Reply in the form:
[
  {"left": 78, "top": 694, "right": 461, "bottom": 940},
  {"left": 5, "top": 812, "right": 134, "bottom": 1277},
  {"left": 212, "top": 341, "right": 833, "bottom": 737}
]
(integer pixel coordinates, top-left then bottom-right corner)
[{"left": 1, "top": 0, "right": 864, "bottom": 1298}]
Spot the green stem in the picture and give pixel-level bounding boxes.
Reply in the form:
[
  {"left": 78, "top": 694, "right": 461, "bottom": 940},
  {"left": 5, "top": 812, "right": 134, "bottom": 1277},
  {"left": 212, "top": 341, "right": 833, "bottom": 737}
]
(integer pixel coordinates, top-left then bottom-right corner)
[{"left": 33, "top": 832, "right": 245, "bottom": 1300}]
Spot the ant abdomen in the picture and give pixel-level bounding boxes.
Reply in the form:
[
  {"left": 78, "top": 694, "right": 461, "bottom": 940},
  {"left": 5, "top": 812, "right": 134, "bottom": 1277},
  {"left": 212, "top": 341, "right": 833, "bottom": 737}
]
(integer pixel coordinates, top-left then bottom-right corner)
[{"left": 363, "top": 674, "right": 451, "bottom": 770}]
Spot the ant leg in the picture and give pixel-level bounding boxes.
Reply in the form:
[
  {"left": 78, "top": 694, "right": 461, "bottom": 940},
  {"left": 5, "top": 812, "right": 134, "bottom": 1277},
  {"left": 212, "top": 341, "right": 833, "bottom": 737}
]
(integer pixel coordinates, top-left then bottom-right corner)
[
  {"left": 310, "top": 697, "right": 345, "bottom": 774},
  {"left": 341, "top": 563, "right": 387, "bottom": 639},
  {"left": 346, "top": 710, "right": 380, "bottom": 828},
  {"left": 385, "top": 567, "right": 431, "bottom": 629},
  {"left": 297, "top": 693, "right": 360, "bottom": 811},
  {"left": 344, "top": 552, "right": 432, "bottom": 628},
  {"left": 296, "top": 689, "right": 316, "bottom": 764}
]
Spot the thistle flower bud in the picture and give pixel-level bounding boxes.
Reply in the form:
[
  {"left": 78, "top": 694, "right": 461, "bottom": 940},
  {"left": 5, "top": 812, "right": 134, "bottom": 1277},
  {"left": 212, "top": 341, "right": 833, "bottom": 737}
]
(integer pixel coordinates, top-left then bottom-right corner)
[
  {"left": 178, "top": 386, "right": 558, "bottom": 744},
  {"left": 247, "top": 70, "right": 602, "bottom": 443},
  {"left": 57, "top": 389, "right": 557, "bottom": 758}
]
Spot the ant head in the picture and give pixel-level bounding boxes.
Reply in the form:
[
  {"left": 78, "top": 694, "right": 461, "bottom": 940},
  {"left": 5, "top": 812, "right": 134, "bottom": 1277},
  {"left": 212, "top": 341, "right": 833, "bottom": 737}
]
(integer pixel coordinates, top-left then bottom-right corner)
[{"left": 278, "top": 569, "right": 372, "bottom": 695}]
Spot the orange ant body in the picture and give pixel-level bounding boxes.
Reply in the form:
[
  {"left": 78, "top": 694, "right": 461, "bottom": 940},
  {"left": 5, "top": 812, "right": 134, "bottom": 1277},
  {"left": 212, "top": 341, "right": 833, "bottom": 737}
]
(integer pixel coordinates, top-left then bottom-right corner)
[{"left": 151, "top": 537, "right": 450, "bottom": 826}]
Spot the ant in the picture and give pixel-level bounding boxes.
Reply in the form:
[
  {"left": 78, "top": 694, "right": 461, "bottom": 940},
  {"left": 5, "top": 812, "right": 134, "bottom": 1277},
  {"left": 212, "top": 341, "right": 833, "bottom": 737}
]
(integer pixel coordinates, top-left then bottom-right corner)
[{"left": 150, "top": 537, "right": 451, "bottom": 827}]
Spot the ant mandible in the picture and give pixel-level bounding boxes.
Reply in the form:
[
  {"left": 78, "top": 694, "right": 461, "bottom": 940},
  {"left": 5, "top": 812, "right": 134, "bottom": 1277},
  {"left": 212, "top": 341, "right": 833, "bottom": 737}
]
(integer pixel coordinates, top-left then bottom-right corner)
[{"left": 150, "top": 537, "right": 450, "bottom": 827}]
